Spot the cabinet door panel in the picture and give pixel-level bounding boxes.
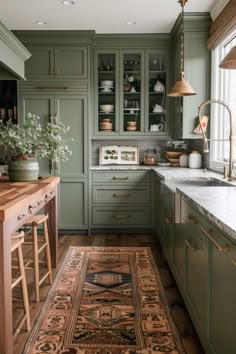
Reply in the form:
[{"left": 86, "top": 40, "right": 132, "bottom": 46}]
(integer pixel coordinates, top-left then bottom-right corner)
[
  {"left": 55, "top": 95, "right": 87, "bottom": 179},
  {"left": 185, "top": 227, "right": 207, "bottom": 341},
  {"left": 19, "top": 94, "right": 53, "bottom": 176},
  {"left": 59, "top": 181, "right": 87, "bottom": 229},
  {"left": 25, "top": 47, "right": 54, "bottom": 79},
  {"left": 55, "top": 46, "right": 88, "bottom": 79},
  {"left": 208, "top": 244, "right": 236, "bottom": 354}
]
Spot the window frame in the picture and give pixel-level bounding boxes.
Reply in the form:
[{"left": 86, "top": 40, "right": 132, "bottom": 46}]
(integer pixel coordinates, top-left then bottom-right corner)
[{"left": 210, "top": 29, "right": 236, "bottom": 172}]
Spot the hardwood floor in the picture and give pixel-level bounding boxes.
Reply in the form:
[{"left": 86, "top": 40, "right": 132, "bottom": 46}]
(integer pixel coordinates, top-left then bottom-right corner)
[{"left": 13, "top": 234, "right": 205, "bottom": 354}]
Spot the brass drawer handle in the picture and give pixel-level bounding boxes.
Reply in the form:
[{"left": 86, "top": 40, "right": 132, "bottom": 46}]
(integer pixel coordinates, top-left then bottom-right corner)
[
  {"left": 165, "top": 217, "right": 174, "bottom": 224},
  {"left": 113, "top": 214, "right": 130, "bottom": 219},
  {"left": 230, "top": 259, "right": 236, "bottom": 267},
  {"left": 112, "top": 176, "right": 129, "bottom": 180},
  {"left": 113, "top": 193, "right": 130, "bottom": 197},
  {"left": 201, "top": 227, "right": 229, "bottom": 252},
  {"left": 184, "top": 214, "right": 198, "bottom": 224},
  {"left": 185, "top": 239, "right": 197, "bottom": 251}
]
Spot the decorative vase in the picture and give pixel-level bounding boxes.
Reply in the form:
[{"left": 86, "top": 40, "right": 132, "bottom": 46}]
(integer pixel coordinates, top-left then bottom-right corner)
[{"left": 8, "top": 158, "right": 39, "bottom": 181}]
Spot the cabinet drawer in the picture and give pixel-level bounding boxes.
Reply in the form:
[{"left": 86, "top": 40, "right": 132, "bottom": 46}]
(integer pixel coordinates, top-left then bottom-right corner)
[
  {"left": 92, "top": 185, "right": 150, "bottom": 204},
  {"left": 92, "top": 206, "right": 151, "bottom": 226},
  {"left": 92, "top": 171, "right": 151, "bottom": 184}
]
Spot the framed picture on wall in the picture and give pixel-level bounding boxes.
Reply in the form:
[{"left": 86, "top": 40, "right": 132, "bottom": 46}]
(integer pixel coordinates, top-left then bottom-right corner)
[{"left": 99, "top": 145, "right": 139, "bottom": 165}]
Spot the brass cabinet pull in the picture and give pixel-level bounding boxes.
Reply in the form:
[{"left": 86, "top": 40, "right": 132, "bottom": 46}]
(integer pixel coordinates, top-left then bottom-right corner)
[
  {"left": 165, "top": 217, "right": 174, "bottom": 224},
  {"left": 230, "top": 259, "right": 236, "bottom": 267},
  {"left": 113, "top": 214, "right": 130, "bottom": 218},
  {"left": 113, "top": 193, "right": 130, "bottom": 197},
  {"left": 183, "top": 216, "right": 191, "bottom": 224},
  {"left": 112, "top": 176, "right": 128, "bottom": 180},
  {"left": 201, "top": 227, "right": 229, "bottom": 252},
  {"left": 185, "top": 239, "right": 197, "bottom": 251},
  {"left": 186, "top": 214, "right": 198, "bottom": 224}
]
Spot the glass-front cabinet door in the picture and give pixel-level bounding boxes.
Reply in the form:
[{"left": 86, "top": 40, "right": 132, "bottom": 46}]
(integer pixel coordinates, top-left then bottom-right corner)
[
  {"left": 95, "top": 50, "right": 119, "bottom": 135},
  {"left": 145, "top": 49, "right": 169, "bottom": 135},
  {"left": 120, "top": 50, "right": 145, "bottom": 135}
]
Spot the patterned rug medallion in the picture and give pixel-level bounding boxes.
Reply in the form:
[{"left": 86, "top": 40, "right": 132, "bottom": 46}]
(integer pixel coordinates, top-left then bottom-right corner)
[{"left": 23, "top": 247, "right": 185, "bottom": 353}]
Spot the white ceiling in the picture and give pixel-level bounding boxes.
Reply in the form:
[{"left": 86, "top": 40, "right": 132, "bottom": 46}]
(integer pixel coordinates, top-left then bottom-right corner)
[{"left": 0, "top": 0, "right": 229, "bottom": 34}]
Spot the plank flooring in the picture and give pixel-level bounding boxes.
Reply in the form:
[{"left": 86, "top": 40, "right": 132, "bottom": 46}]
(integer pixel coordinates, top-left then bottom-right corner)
[{"left": 13, "top": 234, "right": 205, "bottom": 354}]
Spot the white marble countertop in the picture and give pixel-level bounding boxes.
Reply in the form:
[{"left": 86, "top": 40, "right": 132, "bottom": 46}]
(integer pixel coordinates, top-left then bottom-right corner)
[{"left": 91, "top": 165, "right": 236, "bottom": 242}]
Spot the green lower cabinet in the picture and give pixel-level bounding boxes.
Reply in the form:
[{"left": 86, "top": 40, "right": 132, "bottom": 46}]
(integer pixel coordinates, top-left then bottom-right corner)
[
  {"left": 59, "top": 181, "right": 88, "bottom": 230},
  {"left": 206, "top": 228, "right": 236, "bottom": 354},
  {"left": 91, "top": 170, "right": 153, "bottom": 230},
  {"left": 184, "top": 224, "right": 208, "bottom": 346},
  {"left": 172, "top": 225, "right": 186, "bottom": 289}
]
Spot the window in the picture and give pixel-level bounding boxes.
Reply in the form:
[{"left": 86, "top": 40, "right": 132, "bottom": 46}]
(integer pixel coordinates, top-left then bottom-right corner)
[{"left": 210, "top": 29, "right": 236, "bottom": 172}]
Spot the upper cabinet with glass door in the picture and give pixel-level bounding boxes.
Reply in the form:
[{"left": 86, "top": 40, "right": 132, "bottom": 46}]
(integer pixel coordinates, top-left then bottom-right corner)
[
  {"left": 145, "top": 49, "right": 169, "bottom": 135},
  {"left": 94, "top": 47, "right": 170, "bottom": 137},
  {"left": 121, "top": 50, "right": 145, "bottom": 135},
  {"left": 95, "top": 50, "right": 119, "bottom": 135}
]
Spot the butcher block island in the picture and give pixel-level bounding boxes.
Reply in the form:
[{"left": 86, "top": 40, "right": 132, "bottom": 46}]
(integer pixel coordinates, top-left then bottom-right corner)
[{"left": 0, "top": 176, "right": 60, "bottom": 354}]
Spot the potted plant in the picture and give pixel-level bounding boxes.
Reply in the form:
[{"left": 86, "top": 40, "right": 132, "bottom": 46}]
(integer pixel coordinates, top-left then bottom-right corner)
[{"left": 0, "top": 113, "right": 73, "bottom": 181}]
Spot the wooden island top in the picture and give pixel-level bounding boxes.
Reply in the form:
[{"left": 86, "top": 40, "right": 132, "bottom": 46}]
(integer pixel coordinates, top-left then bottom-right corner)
[{"left": 0, "top": 176, "right": 60, "bottom": 354}]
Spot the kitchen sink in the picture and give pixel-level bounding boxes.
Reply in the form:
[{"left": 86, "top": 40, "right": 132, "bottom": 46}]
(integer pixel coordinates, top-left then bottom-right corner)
[{"left": 182, "top": 177, "right": 235, "bottom": 187}]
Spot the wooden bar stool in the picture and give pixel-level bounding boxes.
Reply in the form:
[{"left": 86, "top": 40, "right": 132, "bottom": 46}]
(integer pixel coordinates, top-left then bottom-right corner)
[
  {"left": 23, "top": 214, "right": 52, "bottom": 302},
  {"left": 11, "top": 231, "right": 31, "bottom": 339}
]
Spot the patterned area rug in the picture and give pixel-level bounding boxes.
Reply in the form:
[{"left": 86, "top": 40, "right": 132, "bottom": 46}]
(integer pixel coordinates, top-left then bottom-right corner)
[{"left": 23, "top": 247, "right": 185, "bottom": 353}]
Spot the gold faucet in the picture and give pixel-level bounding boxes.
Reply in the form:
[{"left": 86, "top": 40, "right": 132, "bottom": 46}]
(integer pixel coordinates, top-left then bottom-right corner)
[{"left": 198, "top": 99, "right": 235, "bottom": 181}]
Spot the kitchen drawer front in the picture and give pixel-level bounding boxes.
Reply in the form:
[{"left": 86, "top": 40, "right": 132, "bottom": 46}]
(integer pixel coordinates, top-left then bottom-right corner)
[
  {"left": 92, "top": 185, "right": 151, "bottom": 204},
  {"left": 92, "top": 206, "right": 151, "bottom": 226},
  {"left": 92, "top": 171, "right": 151, "bottom": 184}
]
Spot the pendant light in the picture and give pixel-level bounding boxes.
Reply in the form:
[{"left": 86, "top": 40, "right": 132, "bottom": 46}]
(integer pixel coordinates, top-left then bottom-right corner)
[
  {"left": 167, "top": 0, "right": 196, "bottom": 97},
  {"left": 219, "top": 45, "right": 236, "bottom": 69}
]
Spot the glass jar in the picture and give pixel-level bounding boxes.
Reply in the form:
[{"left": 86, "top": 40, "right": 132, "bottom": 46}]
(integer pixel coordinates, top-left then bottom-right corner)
[{"left": 144, "top": 149, "right": 157, "bottom": 165}]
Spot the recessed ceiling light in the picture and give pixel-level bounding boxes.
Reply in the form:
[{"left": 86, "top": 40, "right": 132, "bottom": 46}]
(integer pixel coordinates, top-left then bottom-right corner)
[
  {"left": 62, "top": 0, "right": 75, "bottom": 5},
  {"left": 126, "top": 21, "right": 136, "bottom": 25},
  {"left": 36, "top": 21, "right": 47, "bottom": 25}
]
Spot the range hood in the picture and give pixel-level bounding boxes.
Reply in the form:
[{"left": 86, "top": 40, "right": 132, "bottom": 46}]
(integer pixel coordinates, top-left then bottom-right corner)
[{"left": 0, "top": 21, "right": 31, "bottom": 80}]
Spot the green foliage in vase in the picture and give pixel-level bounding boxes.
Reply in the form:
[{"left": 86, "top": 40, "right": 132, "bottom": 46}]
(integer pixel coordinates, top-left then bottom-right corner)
[{"left": 0, "top": 113, "right": 73, "bottom": 161}]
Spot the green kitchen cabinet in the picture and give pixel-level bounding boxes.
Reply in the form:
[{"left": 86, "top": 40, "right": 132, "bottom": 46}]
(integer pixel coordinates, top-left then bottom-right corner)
[
  {"left": 154, "top": 178, "right": 175, "bottom": 265},
  {"left": 181, "top": 199, "right": 208, "bottom": 346},
  {"left": 90, "top": 170, "right": 153, "bottom": 230},
  {"left": 93, "top": 47, "right": 170, "bottom": 138},
  {"left": 24, "top": 45, "right": 88, "bottom": 80},
  {"left": 59, "top": 180, "right": 88, "bottom": 230},
  {"left": 201, "top": 222, "right": 236, "bottom": 354},
  {"left": 170, "top": 13, "right": 212, "bottom": 139},
  {"left": 19, "top": 92, "right": 89, "bottom": 230}
]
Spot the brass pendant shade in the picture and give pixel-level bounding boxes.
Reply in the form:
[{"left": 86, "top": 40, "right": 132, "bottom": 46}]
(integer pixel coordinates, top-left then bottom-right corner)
[
  {"left": 167, "top": 71, "right": 196, "bottom": 97},
  {"left": 219, "top": 46, "right": 236, "bottom": 69}
]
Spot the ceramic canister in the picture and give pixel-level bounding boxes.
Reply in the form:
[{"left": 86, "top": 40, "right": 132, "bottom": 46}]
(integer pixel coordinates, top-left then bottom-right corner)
[
  {"left": 179, "top": 152, "right": 189, "bottom": 167},
  {"left": 189, "top": 150, "right": 202, "bottom": 169}
]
